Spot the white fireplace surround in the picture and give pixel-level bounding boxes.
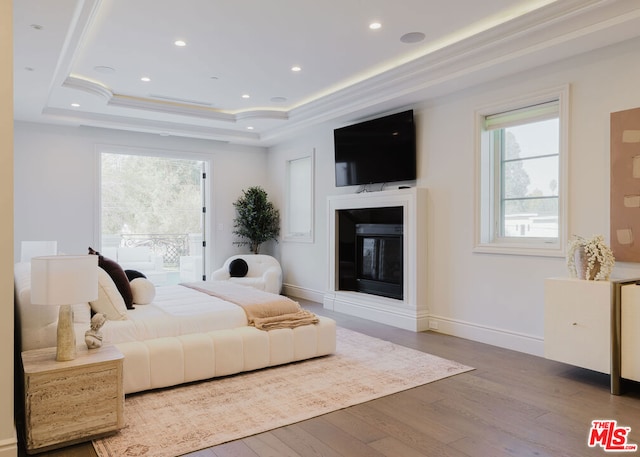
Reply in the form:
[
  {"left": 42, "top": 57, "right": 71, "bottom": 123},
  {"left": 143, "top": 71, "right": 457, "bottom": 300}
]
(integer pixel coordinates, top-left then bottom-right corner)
[{"left": 324, "top": 187, "right": 428, "bottom": 331}]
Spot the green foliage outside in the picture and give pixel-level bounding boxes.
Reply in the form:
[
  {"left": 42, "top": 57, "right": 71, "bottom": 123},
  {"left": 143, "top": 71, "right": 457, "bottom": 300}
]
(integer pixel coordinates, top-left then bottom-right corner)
[
  {"left": 101, "top": 153, "right": 203, "bottom": 235},
  {"left": 504, "top": 131, "right": 557, "bottom": 216},
  {"left": 232, "top": 186, "right": 280, "bottom": 254},
  {"left": 504, "top": 131, "right": 530, "bottom": 208}
]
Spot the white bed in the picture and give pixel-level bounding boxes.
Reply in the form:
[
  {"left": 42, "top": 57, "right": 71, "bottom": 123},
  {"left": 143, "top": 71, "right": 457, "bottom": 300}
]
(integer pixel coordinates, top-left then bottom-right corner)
[
  {"left": 14, "top": 262, "right": 336, "bottom": 394},
  {"left": 100, "top": 285, "right": 248, "bottom": 343}
]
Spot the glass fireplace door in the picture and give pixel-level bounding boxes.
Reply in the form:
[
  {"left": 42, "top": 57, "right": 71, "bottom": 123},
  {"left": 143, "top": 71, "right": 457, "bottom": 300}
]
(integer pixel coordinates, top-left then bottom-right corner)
[{"left": 356, "top": 224, "right": 403, "bottom": 299}]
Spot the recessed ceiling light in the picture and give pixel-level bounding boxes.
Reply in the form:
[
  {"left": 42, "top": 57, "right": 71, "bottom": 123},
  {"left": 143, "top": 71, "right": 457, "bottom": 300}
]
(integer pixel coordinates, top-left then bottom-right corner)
[
  {"left": 270, "top": 96, "right": 287, "bottom": 103},
  {"left": 30, "top": 24, "right": 43, "bottom": 30},
  {"left": 242, "top": 94, "right": 250, "bottom": 99},
  {"left": 291, "top": 65, "right": 302, "bottom": 72},
  {"left": 174, "top": 40, "right": 187, "bottom": 47},
  {"left": 71, "top": 103, "right": 80, "bottom": 108},
  {"left": 247, "top": 126, "right": 254, "bottom": 130},
  {"left": 24, "top": 67, "right": 35, "bottom": 72},
  {"left": 140, "top": 76, "right": 151, "bottom": 82},
  {"left": 369, "top": 22, "right": 382, "bottom": 30},
  {"left": 400, "top": 32, "right": 426, "bottom": 44}
]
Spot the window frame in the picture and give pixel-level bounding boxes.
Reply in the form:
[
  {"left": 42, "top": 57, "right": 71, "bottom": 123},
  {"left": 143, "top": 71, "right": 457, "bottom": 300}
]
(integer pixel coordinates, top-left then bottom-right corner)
[
  {"left": 283, "top": 149, "right": 315, "bottom": 243},
  {"left": 474, "top": 85, "right": 569, "bottom": 257}
]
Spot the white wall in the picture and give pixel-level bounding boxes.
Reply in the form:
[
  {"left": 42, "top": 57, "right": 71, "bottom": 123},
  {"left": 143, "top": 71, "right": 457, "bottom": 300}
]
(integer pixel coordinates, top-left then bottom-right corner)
[
  {"left": 267, "top": 128, "right": 334, "bottom": 302},
  {"left": 13, "top": 123, "right": 270, "bottom": 272},
  {"left": 268, "top": 36, "right": 640, "bottom": 356}
]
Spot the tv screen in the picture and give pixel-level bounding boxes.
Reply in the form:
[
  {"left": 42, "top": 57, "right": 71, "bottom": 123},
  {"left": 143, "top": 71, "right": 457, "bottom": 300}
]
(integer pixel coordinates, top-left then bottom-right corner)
[{"left": 334, "top": 109, "right": 416, "bottom": 187}]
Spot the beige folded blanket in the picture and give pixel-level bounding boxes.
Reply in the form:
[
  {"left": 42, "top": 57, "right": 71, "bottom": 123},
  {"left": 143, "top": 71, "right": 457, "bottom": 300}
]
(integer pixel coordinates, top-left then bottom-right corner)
[{"left": 181, "top": 281, "right": 319, "bottom": 330}]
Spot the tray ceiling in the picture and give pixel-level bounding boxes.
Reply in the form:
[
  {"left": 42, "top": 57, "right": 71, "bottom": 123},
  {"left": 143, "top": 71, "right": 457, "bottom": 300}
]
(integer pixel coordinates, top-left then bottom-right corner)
[{"left": 13, "top": 0, "right": 640, "bottom": 146}]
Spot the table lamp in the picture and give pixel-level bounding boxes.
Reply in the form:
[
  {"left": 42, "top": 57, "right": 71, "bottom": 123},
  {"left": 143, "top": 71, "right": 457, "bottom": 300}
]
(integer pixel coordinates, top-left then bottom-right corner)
[{"left": 30, "top": 255, "right": 99, "bottom": 361}]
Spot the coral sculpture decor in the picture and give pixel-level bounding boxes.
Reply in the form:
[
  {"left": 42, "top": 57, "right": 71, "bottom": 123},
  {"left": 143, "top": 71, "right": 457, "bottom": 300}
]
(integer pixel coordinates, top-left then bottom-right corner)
[{"left": 567, "top": 235, "right": 615, "bottom": 281}]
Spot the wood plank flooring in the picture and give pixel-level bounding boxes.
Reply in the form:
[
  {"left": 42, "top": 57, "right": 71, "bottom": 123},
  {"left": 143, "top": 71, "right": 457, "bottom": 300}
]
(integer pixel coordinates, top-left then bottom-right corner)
[{"left": 20, "top": 300, "right": 640, "bottom": 457}]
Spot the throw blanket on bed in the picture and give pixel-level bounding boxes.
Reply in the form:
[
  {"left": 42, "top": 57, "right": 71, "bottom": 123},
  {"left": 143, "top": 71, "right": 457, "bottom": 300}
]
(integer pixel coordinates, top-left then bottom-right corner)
[{"left": 180, "top": 281, "right": 319, "bottom": 330}]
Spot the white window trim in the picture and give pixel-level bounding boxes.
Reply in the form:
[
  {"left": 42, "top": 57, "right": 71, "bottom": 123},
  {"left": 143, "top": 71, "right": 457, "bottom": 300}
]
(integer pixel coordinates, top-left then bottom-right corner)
[
  {"left": 473, "top": 85, "right": 569, "bottom": 257},
  {"left": 283, "top": 149, "right": 315, "bottom": 243}
]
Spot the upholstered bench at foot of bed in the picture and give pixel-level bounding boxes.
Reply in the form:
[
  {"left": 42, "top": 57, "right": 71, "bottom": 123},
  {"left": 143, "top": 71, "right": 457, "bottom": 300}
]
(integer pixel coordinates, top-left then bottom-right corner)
[{"left": 116, "top": 316, "right": 336, "bottom": 394}]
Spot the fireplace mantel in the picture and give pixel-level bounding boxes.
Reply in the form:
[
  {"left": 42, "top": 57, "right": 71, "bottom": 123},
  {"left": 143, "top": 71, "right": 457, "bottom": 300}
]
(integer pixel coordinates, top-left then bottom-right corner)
[{"left": 324, "top": 187, "right": 428, "bottom": 331}]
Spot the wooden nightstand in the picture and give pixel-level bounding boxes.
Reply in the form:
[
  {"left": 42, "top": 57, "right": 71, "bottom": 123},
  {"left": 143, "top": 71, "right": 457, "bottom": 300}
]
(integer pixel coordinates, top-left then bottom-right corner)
[{"left": 22, "top": 345, "right": 124, "bottom": 454}]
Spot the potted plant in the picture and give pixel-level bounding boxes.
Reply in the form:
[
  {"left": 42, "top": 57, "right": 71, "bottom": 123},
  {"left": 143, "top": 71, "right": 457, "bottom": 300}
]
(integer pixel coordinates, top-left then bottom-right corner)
[
  {"left": 566, "top": 234, "right": 615, "bottom": 281},
  {"left": 232, "top": 186, "right": 280, "bottom": 254}
]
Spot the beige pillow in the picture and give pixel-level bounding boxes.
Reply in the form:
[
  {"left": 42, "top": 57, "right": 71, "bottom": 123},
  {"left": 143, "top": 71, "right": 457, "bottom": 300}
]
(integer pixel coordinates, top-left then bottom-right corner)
[
  {"left": 90, "top": 267, "right": 128, "bottom": 320},
  {"left": 130, "top": 277, "right": 156, "bottom": 305}
]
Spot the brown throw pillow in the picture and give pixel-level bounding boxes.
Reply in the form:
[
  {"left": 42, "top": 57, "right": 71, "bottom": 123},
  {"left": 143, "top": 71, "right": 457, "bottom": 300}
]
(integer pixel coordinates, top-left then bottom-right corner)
[{"left": 89, "top": 247, "right": 134, "bottom": 309}]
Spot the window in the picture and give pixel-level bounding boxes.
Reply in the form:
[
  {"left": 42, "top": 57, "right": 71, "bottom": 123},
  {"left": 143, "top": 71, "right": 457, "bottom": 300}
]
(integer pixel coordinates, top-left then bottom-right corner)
[
  {"left": 97, "top": 146, "right": 210, "bottom": 284},
  {"left": 475, "top": 86, "right": 568, "bottom": 256},
  {"left": 284, "top": 151, "right": 314, "bottom": 242}
]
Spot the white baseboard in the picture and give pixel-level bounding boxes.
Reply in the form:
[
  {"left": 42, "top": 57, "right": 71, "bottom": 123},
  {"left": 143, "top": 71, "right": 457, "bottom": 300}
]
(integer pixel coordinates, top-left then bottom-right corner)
[
  {"left": 427, "top": 314, "right": 544, "bottom": 357},
  {"left": 282, "top": 283, "right": 325, "bottom": 304},
  {"left": 0, "top": 432, "right": 18, "bottom": 457},
  {"left": 323, "top": 291, "right": 429, "bottom": 332},
  {"left": 283, "top": 284, "right": 544, "bottom": 356}
]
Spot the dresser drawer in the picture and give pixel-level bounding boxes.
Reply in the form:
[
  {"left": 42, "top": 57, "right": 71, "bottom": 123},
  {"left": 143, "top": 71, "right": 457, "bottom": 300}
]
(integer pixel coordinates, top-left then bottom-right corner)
[
  {"left": 622, "top": 284, "right": 640, "bottom": 382},
  {"left": 544, "top": 278, "right": 611, "bottom": 373}
]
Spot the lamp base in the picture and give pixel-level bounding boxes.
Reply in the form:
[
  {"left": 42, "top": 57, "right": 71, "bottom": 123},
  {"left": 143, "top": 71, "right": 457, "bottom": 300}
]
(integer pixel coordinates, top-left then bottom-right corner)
[{"left": 56, "top": 304, "right": 77, "bottom": 361}]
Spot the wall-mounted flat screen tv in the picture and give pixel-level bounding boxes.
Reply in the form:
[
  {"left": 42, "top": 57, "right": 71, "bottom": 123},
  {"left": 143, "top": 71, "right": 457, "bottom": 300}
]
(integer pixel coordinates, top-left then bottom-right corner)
[{"left": 334, "top": 109, "right": 416, "bottom": 187}]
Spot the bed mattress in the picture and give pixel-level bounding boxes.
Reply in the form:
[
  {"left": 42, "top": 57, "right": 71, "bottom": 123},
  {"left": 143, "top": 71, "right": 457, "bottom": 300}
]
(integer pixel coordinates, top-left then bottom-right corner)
[{"left": 101, "top": 284, "right": 249, "bottom": 344}]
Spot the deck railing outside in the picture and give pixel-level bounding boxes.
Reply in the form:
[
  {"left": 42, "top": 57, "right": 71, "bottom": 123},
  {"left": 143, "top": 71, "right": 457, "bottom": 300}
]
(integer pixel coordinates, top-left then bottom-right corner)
[{"left": 119, "top": 234, "right": 191, "bottom": 268}]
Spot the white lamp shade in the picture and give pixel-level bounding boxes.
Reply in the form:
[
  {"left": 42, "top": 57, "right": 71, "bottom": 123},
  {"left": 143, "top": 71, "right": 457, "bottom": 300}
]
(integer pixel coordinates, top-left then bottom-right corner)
[{"left": 31, "top": 255, "right": 99, "bottom": 305}]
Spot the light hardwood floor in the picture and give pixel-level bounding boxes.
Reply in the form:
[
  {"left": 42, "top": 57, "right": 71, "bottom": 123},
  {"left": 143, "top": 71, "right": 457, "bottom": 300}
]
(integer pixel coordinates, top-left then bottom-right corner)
[{"left": 20, "top": 300, "right": 640, "bottom": 457}]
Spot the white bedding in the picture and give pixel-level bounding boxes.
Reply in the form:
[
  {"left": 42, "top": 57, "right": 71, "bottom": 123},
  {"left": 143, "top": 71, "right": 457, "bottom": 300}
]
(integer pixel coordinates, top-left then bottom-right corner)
[
  {"left": 100, "top": 284, "right": 248, "bottom": 344},
  {"left": 15, "top": 261, "right": 337, "bottom": 394}
]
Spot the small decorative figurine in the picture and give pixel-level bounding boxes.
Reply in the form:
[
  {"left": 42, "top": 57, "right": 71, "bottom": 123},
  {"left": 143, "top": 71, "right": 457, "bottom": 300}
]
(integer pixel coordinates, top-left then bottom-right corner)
[{"left": 85, "top": 313, "right": 107, "bottom": 349}]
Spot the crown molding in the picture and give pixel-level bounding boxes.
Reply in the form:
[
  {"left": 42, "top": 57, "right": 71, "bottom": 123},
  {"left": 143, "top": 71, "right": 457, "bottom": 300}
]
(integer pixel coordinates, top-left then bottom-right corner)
[
  {"left": 62, "top": 75, "right": 112, "bottom": 100},
  {"left": 261, "top": 0, "right": 640, "bottom": 144},
  {"left": 41, "top": 106, "right": 262, "bottom": 143},
  {"left": 62, "top": 75, "right": 290, "bottom": 123}
]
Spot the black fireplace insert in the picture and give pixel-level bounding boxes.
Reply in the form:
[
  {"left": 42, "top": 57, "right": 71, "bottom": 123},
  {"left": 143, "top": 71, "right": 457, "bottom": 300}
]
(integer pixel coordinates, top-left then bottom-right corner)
[{"left": 355, "top": 223, "right": 403, "bottom": 299}]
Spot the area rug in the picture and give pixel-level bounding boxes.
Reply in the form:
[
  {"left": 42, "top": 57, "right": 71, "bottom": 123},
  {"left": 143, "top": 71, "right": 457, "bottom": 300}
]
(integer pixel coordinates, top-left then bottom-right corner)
[{"left": 93, "top": 328, "right": 473, "bottom": 457}]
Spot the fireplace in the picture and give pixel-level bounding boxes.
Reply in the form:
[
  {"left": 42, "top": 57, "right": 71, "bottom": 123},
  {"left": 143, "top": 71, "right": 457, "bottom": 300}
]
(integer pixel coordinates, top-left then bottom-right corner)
[
  {"left": 356, "top": 223, "right": 403, "bottom": 299},
  {"left": 325, "top": 187, "right": 427, "bottom": 331},
  {"left": 337, "top": 206, "right": 403, "bottom": 300}
]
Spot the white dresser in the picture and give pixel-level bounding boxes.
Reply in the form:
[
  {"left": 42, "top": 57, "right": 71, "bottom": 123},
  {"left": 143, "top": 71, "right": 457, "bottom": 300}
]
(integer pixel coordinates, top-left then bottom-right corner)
[
  {"left": 621, "top": 283, "right": 640, "bottom": 383},
  {"left": 544, "top": 277, "right": 640, "bottom": 394}
]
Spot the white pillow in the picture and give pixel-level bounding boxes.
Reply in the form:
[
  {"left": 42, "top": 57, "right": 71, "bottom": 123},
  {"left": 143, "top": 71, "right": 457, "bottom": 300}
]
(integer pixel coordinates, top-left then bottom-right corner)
[
  {"left": 72, "top": 303, "right": 91, "bottom": 324},
  {"left": 90, "top": 267, "right": 128, "bottom": 320},
  {"left": 14, "top": 262, "right": 59, "bottom": 328},
  {"left": 130, "top": 277, "right": 156, "bottom": 304}
]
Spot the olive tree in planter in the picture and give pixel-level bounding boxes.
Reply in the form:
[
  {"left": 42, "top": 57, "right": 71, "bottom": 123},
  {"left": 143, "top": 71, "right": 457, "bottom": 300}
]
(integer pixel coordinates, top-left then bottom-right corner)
[{"left": 232, "top": 186, "right": 280, "bottom": 254}]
